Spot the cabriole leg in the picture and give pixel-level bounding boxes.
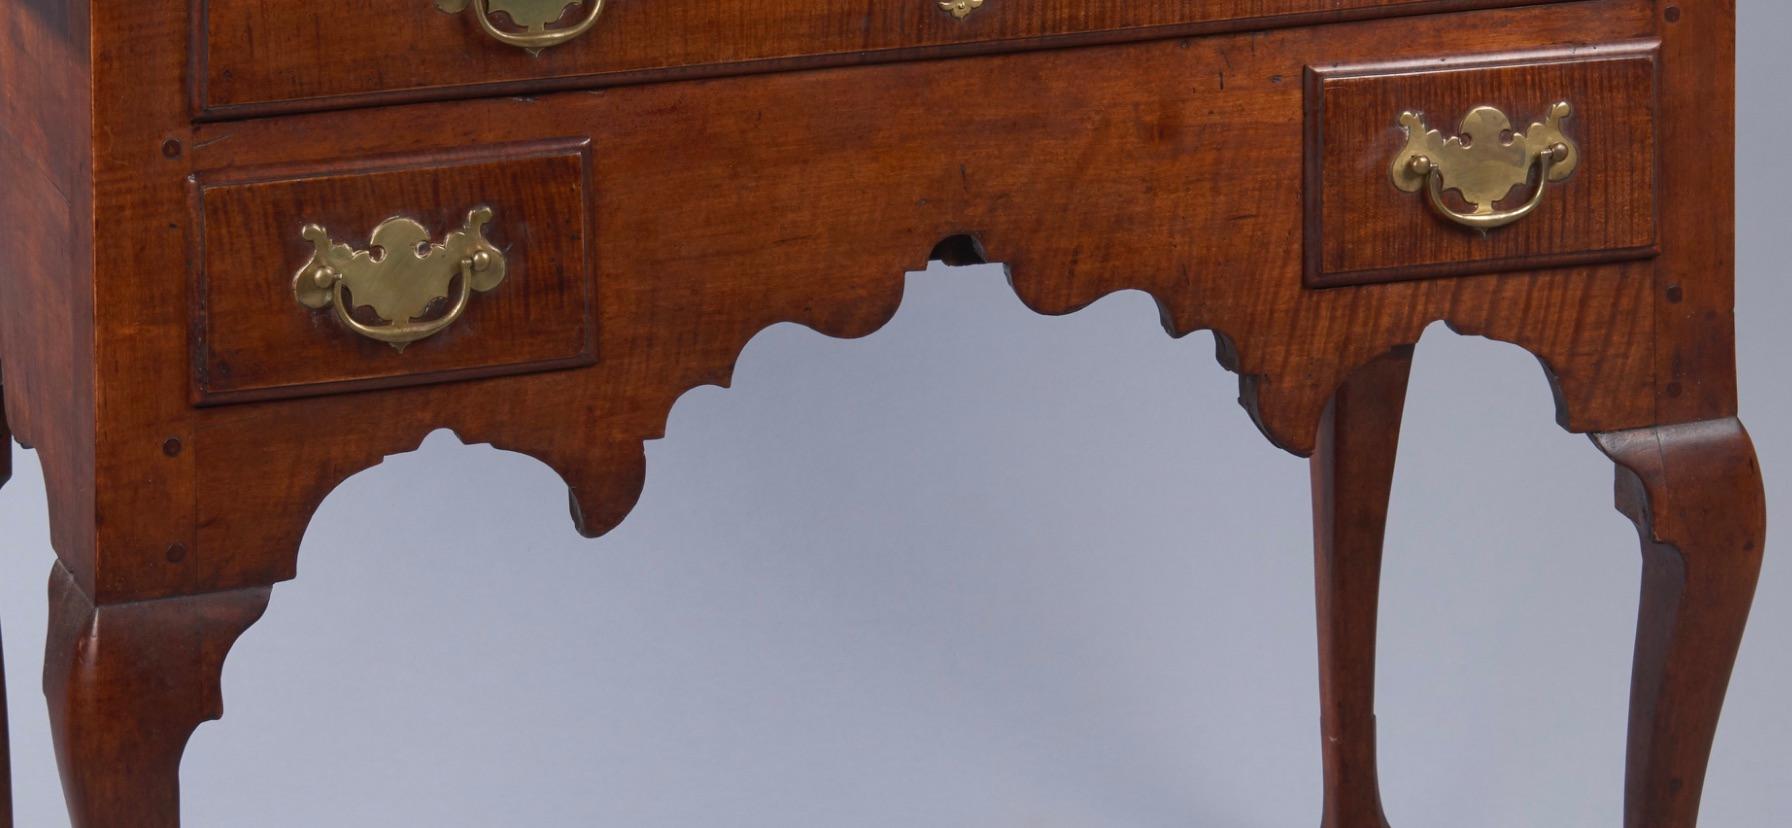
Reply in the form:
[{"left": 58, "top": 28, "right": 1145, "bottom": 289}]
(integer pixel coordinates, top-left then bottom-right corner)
[
  {"left": 45, "top": 564, "right": 270, "bottom": 828},
  {"left": 1310, "top": 346, "right": 1413, "bottom": 828},
  {"left": 1, "top": 371, "right": 13, "bottom": 827},
  {"left": 1595, "top": 419, "right": 1765, "bottom": 828}
]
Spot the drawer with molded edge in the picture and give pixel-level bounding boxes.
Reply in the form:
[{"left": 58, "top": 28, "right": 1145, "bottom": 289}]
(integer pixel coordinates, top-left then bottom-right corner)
[
  {"left": 1304, "top": 43, "right": 1659, "bottom": 288},
  {"left": 192, "top": 0, "right": 1582, "bottom": 118},
  {"left": 190, "top": 139, "right": 596, "bottom": 405}
]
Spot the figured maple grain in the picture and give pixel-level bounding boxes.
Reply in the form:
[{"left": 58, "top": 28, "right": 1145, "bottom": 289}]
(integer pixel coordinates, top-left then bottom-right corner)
[
  {"left": 0, "top": 4, "right": 94, "bottom": 811},
  {"left": 1308, "top": 45, "right": 1660, "bottom": 286},
  {"left": 169, "top": 1, "right": 1665, "bottom": 595},
  {"left": 1595, "top": 419, "right": 1765, "bottom": 828},
  {"left": 45, "top": 563, "right": 270, "bottom": 828},
  {"left": 1311, "top": 347, "right": 1412, "bottom": 828},
  {"left": 194, "top": 0, "right": 1579, "bottom": 117},
  {"left": 0, "top": 0, "right": 1762, "bottom": 825},
  {"left": 194, "top": 141, "right": 596, "bottom": 403},
  {"left": 1652, "top": 0, "right": 1739, "bottom": 426},
  {"left": 0, "top": 0, "right": 97, "bottom": 590}
]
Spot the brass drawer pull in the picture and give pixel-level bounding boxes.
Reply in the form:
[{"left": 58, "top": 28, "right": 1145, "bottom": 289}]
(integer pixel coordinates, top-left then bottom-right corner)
[
  {"left": 1391, "top": 102, "right": 1579, "bottom": 231},
  {"left": 436, "top": 0, "right": 605, "bottom": 53},
  {"left": 292, "top": 207, "right": 507, "bottom": 351},
  {"left": 939, "top": 0, "right": 985, "bottom": 18}
]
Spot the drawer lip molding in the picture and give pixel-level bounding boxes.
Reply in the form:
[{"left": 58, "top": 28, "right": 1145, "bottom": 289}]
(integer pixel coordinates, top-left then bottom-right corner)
[
  {"left": 188, "top": 138, "right": 598, "bottom": 406},
  {"left": 189, "top": 0, "right": 1579, "bottom": 121},
  {"left": 1303, "top": 40, "right": 1662, "bottom": 288}
]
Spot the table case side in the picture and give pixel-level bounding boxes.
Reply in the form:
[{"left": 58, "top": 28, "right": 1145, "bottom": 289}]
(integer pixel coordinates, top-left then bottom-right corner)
[{"left": 0, "top": 0, "right": 100, "bottom": 593}]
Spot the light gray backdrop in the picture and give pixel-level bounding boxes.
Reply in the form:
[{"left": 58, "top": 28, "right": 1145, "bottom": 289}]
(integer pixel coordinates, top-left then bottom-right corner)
[{"left": 3, "top": 4, "right": 1787, "bottom": 825}]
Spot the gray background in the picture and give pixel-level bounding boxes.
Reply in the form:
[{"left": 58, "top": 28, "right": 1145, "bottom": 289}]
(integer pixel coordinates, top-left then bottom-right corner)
[{"left": 2, "top": 4, "right": 1788, "bottom": 825}]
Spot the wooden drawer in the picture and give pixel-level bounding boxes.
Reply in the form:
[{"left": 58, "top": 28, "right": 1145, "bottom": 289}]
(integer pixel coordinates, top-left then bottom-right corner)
[
  {"left": 193, "top": 0, "right": 1577, "bottom": 117},
  {"left": 191, "top": 140, "right": 596, "bottom": 404},
  {"left": 1304, "top": 44, "right": 1659, "bottom": 287}
]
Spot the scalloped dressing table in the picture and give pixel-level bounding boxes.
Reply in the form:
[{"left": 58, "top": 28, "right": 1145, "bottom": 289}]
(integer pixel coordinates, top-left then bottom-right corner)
[{"left": 0, "top": 1, "right": 1764, "bottom": 825}]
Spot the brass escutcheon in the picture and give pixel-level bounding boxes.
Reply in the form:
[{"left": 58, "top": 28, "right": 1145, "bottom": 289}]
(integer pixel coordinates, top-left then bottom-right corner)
[
  {"left": 435, "top": 0, "right": 605, "bottom": 53},
  {"left": 293, "top": 207, "right": 508, "bottom": 351},
  {"left": 939, "top": 0, "right": 984, "bottom": 19},
  {"left": 1391, "top": 102, "right": 1580, "bottom": 231}
]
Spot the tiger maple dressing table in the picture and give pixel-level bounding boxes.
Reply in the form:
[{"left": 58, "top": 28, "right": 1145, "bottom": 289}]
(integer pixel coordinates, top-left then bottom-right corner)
[{"left": 0, "top": 0, "right": 1764, "bottom": 825}]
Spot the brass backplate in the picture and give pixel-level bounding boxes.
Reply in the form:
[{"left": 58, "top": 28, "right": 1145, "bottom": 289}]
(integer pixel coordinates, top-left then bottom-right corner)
[
  {"left": 437, "top": 0, "right": 579, "bottom": 31},
  {"left": 939, "top": 0, "right": 985, "bottom": 19},
  {"left": 1391, "top": 102, "right": 1580, "bottom": 214},
  {"left": 293, "top": 207, "right": 508, "bottom": 350}
]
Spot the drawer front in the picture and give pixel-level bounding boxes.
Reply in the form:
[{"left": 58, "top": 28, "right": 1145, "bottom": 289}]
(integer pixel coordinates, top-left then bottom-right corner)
[
  {"left": 192, "top": 140, "right": 595, "bottom": 404},
  {"left": 194, "top": 0, "right": 1576, "bottom": 116},
  {"left": 1304, "top": 44, "right": 1659, "bottom": 287}
]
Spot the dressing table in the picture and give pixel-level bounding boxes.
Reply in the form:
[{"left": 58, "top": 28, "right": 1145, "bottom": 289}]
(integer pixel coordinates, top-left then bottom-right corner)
[{"left": 0, "top": 0, "right": 1764, "bottom": 825}]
